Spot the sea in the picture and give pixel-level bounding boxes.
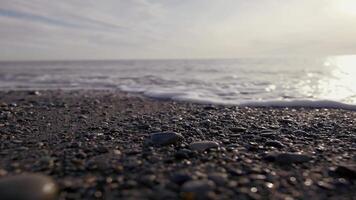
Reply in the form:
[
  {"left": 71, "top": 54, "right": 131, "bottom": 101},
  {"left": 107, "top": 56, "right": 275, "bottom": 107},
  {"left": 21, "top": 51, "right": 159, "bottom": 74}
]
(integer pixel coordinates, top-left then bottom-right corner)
[{"left": 1, "top": 55, "right": 356, "bottom": 110}]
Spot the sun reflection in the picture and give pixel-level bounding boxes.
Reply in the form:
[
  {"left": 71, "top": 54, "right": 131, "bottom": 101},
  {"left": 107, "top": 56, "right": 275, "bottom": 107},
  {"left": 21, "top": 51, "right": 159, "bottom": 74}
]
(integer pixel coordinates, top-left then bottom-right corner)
[
  {"left": 317, "top": 55, "right": 356, "bottom": 103},
  {"left": 332, "top": 0, "right": 356, "bottom": 16}
]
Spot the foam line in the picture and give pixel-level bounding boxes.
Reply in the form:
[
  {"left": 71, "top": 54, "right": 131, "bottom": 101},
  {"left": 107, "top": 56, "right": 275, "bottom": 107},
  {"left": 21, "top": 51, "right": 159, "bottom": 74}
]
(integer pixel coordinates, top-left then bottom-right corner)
[{"left": 239, "top": 100, "right": 356, "bottom": 111}]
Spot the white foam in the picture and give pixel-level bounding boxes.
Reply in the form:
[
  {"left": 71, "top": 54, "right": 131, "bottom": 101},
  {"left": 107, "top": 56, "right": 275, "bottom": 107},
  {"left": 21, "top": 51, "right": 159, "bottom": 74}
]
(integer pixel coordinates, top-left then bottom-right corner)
[
  {"left": 239, "top": 99, "right": 356, "bottom": 111},
  {"left": 129, "top": 88, "right": 356, "bottom": 111}
]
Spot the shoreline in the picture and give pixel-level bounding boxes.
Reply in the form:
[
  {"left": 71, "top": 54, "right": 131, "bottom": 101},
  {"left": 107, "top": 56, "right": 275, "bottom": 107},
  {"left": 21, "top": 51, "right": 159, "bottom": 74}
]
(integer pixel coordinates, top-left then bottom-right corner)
[
  {"left": 2, "top": 88, "right": 356, "bottom": 111},
  {"left": 0, "top": 90, "right": 355, "bottom": 199}
]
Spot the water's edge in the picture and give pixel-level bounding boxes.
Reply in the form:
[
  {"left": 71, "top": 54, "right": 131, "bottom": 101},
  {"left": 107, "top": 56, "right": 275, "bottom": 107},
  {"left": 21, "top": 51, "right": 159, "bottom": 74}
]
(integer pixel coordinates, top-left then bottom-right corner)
[{"left": 3, "top": 88, "right": 356, "bottom": 111}]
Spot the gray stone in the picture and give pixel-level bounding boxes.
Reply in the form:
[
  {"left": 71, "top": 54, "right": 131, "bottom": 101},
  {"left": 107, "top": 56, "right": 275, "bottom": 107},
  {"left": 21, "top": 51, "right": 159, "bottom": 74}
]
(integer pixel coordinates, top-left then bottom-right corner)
[
  {"left": 189, "top": 141, "right": 220, "bottom": 151},
  {"left": 230, "top": 127, "right": 246, "bottom": 133},
  {"left": 148, "top": 131, "right": 183, "bottom": 146},
  {"left": 265, "top": 140, "right": 284, "bottom": 148},
  {"left": 181, "top": 180, "right": 216, "bottom": 193},
  {"left": 208, "top": 173, "right": 228, "bottom": 186},
  {"left": 267, "top": 152, "right": 312, "bottom": 164},
  {"left": 0, "top": 174, "right": 58, "bottom": 200}
]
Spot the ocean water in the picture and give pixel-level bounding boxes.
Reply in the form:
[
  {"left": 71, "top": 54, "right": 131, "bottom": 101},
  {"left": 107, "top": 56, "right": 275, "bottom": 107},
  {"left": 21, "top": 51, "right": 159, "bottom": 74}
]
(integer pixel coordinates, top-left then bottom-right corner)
[{"left": 1, "top": 56, "right": 356, "bottom": 109}]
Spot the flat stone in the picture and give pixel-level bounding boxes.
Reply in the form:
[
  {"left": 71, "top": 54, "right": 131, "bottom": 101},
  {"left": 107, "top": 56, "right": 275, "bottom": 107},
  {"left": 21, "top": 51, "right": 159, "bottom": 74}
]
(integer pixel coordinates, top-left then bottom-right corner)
[
  {"left": 208, "top": 173, "right": 228, "bottom": 186},
  {"left": 148, "top": 131, "right": 184, "bottom": 146},
  {"left": 171, "top": 173, "right": 192, "bottom": 185},
  {"left": 265, "top": 152, "right": 312, "bottom": 164},
  {"left": 28, "top": 91, "right": 41, "bottom": 96},
  {"left": 230, "top": 127, "right": 246, "bottom": 133},
  {"left": 181, "top": 180, "right": 216, "bottom": 193},
  {"left": 260, "top": 132, "right": 276, "bottom": 138},
  {"left": 0, "top": 174, "right": 58, "bottom": 200},
  {"left": 175, "top": 149, "right": 194, "bottom": 160},
  {"left": 189, "top": 141, "right": 220, "bottom": 151},
  {"left": 265, "top": 140, "right": 284, "bottom": 148},
  {"left": 334, "top": 165, "right": 356, "bottom": 179}
]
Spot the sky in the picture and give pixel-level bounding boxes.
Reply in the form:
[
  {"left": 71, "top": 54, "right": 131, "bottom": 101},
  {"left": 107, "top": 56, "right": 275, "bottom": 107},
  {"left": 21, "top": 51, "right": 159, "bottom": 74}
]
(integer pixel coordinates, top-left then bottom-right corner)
[{"left": 0, "top": 0, "right": 356, "bottom": 60}]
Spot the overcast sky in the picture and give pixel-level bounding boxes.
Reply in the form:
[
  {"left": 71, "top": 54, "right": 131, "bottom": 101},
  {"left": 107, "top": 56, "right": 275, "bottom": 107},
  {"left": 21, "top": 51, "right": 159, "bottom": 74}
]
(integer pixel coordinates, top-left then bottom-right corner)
[{"left": 0, "top": 0, "right": 356, "bottom": 60}]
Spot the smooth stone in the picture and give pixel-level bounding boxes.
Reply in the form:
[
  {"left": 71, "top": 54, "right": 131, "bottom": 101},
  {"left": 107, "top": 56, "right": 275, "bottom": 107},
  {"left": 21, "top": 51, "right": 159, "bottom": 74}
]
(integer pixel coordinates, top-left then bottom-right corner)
[
  {"left": 28, "top": 91, "right": 41, "bottom": 96},
  {"left": 171, "top": 173, "right": 192, "bottom": 185},
  {"left": 265, "top": 140, "right": 284, "bottom": 148},
  {"left": 260, "top": 132, "right": 276, "bottom": 138},
  {"left": 208, "top": 173, "right": 228, "bottom": 186},
  {"left": 175, "top": 149, "right": 194, "bottom": 160},
  {"left": 181, "top": 180, "right": 216, "bottom": 193},
  {"left": 189, "top": 141, "right": 219, "bottom": 151},
  {"left": 230, "top": 127, "right": 246, "bottom": 133},
  {"left": 148, "top": 131, "right": 184, "bottom": 146},
  {"left": 266, "top": 152, "right": 312, "bottom": 164},
  {"left": 334, "top": 165, "right": 356, "bottom": 179},
  {"left": 0, "top": 174, "right": 58, "bottom": 200}
]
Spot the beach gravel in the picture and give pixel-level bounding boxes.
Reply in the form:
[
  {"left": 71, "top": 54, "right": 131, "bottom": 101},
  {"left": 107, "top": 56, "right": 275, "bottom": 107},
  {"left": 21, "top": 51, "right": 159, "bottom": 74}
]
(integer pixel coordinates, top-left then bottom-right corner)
[{"left": 0, "top": 90, "right": 355, "bottom": 200}]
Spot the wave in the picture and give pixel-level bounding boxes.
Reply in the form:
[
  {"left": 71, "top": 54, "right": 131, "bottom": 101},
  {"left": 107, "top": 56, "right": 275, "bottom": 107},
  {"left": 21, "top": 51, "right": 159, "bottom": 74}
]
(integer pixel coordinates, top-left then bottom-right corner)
[
  {"left": 128, "top": 88, "right": 356, "bottom": 111},
  {"left": 239, "top": 100, "right": 356, "bottom": 111}
]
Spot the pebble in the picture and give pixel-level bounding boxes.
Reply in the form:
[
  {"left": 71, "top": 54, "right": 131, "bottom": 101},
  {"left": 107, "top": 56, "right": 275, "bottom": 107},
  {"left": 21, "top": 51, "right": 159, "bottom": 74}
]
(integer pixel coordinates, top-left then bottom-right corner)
[
  {"left": 0, "top": 174, "right": 58, "bottom": 200},
  {"left": 265, "top": 140, "right": 284, "bottom": 148},
  {"left": 208, "top": 173, "right": 228, "bottom": 186},
  {"left": 265, "top": 152, "right": 312, "bottom": 164},
  {"left": 260, "top": 132, "right": 276, "bottom": 138},
  {"left": 148, "top": 131, "right": 184, "bottom": 146},
  {"left": 28, "top": 91, "right": 41, "bottom": 96},
  {"left": 230, "top": 127, "right": 246, "bottom": 133},
  {"left": 189, "top": 141, "right": 220, "bottom": 151},
  {"left": 171, "top": 173, "right": 192, "bottom": 185},
  {"left": 175, "top": 149, "right": 194, "bottom": 160},
  {"left": 181, "top": 179, "right": 216, "bottom": 193},
  {"left": 334, "top": 165, "right": 356, "bottom": 179}
]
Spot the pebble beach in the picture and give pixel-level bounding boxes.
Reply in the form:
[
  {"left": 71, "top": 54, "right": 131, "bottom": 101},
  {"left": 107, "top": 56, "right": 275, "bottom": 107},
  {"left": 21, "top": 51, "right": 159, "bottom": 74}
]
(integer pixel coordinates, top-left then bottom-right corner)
[{"left": 0, "top": 90, "right": 355, "bottom": 200}]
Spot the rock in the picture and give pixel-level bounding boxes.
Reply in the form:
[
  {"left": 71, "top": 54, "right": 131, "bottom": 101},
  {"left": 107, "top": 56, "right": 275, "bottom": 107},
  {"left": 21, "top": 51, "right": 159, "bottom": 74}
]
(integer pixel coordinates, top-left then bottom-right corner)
[
  {"left": 181, "top": 180, "right": 216, "bottom": 194},
  {"left": 265, "top": 152, "right": 312, "bottom": 164},
  {"left": 175, "top": 149, "right": 194, "bottom": 160},
  {"left": 230, "top": 127, "right": 246, "bottom": 133},
  {"left": 147, "top": 132, "right": 183, "bottom": 146},
  {"left": 28, "top": 91, "right": 41, "bottom": 96},
  {"left": 189, "top": 141, "right": 219, "bottom": 151},
  {"left": 0, "top": 174, "right": 58, "bottom": 200},
  {"left": 333, "top": 165, "right": 356, "bottom": 179},
  {"left": 260, "top": 132, "right": 276, "bottom": 139},
  {"left": 171, "top": 173, "right": 192, "bottom": 185},
  {"left": 265, "top": 140, "right": 284, "bottom": 148},
  {"left": 208, "top": 173, "right": 228, "bottom": 186}
]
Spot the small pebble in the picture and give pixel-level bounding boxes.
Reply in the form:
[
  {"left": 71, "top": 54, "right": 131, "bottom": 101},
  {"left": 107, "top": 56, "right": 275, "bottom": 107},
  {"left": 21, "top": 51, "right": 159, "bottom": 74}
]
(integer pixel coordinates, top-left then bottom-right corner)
[
  {"left": 147, "top": 131, "right": 184, "bottom": 146},
  {"left": 0, "top": 174, "right": 58, "bottom": 200},
  {"left": 265, "top": 140, "right": 284, "bottom": 148},
  {"left": 181, "top": 179, "right": 216, "bottom": 194},
  {"left": 333, "top": 165, "right": 356, "bottom": 179},
  {"left": 189, "top": 141, "right": 219, "bottom": 151},
  {"left": 265, "top": 152, "right": 312, "bottom": 164}
]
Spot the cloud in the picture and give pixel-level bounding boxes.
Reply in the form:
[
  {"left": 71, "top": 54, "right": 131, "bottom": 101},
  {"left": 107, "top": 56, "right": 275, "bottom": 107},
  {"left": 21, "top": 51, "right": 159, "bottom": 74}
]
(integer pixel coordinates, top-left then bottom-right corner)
[{"left": 0, "top": 0, "right": 356, "bottom": 60}]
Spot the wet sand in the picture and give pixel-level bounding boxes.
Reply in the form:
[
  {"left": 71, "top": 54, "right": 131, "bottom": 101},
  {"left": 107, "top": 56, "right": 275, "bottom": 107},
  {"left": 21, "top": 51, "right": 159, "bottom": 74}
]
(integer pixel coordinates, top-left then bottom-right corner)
[{"left": 0, "top": 90, "right": 355, "bottom": 200}]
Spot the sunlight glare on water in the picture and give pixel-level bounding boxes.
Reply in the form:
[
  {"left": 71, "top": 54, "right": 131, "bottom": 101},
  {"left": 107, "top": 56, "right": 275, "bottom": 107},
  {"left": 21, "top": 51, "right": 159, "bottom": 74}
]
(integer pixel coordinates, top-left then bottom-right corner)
[{"left": 316, "top": 55, "right": 356, "bottom": 103}]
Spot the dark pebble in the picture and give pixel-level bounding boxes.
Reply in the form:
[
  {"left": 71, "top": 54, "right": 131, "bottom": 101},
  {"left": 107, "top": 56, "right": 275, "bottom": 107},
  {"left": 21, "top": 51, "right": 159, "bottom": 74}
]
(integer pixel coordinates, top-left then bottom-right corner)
[
  {"left": 265, "top": 140, "right": 284, "bottom": 148},
  {"left": 181, "top": 179, "right": 216, "bottom": 193},
  {"left": 171, "top": 173, "right": 192, "bottom": 185},
  {"left": 147, "top": 131, "right": 184, "bottom": 146},
  {"left": 0, "top": 174, "right": 58, "bottom": 200},
  {"left": 189, "top": 141, "right": 220, "bottom": 151},
  {"left": 265, "top": 152, "right": 312, "bottom": 164},
  {"left": 230, "top": 127, "right": 246, "bottom": 133},
  {"left": 175, "top": 149, "right": 194, "bottom": 160},
  {"left": 333, "top": 165, "right": 356, "bottom": 179}
]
